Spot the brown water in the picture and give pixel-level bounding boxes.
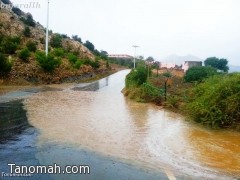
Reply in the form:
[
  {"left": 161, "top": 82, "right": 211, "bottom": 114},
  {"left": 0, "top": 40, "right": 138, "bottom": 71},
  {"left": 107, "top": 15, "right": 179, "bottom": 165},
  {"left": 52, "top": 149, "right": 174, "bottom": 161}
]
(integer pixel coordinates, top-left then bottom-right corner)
[{"left": 24, "top": 70, "right": 240, "bottom": 179}]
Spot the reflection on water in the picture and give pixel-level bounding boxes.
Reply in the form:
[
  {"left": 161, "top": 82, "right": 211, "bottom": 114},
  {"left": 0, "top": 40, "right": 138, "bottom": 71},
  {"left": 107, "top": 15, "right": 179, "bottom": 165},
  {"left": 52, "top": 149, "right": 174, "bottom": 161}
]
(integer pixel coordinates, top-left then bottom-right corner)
[
  {"left": 0, "top": 100, "right": 29, "bottom": 143},
  {"left": 24, "top": 70, "right": 240, "bottom": 179}
]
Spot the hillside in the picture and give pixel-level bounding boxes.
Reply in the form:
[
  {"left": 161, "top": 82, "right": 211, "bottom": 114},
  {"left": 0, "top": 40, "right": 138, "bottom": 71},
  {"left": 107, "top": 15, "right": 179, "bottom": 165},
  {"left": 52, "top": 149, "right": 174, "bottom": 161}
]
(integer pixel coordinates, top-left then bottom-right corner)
[{"left": 0, "top": 2, "right": 112, "bottom": 85}]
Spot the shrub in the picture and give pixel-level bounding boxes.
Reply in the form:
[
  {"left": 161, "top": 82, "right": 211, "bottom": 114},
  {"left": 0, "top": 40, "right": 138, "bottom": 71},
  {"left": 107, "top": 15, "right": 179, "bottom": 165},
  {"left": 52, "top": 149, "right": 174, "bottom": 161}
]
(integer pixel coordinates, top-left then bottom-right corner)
[
  {"left": 0, "top": 53, "right": 12, "bottom": 74},
  {"left": 35, "top": 51, "right": 61, "bottom": 72},
  {"left": 12, "top": 7, "right": 22, "bottom": 16},
  {"left": 26, "top": 41, "right": 37, "bottom": 52},
  {"left": 185, "top": 73, "right": 240, "bottom": 129},
  {"left": 72, "top": 35, "right": 82, "bottom": 43},
  {"left": 83, "top": 58, "right": 100, "bottom": 69},
  {"left": 74, "top": 60, "right": 83, "bottom": 69},
  {"left": 162, "top": 72, "right": 172, "bottom": 78},
  {"left": 20, "top": 14, "right": 35, "bottom": 27},
  {"left": 23, "top": 26, "right": 31, "bottom": 37},
  {"left": 126, "top": 67, "right": 148, "bottom": 88},
  {"left": 184, "top": 66, "right": 217, "bottom": 82},
  {"left": 67, "top": 53, "right": 78, "bottom": 64},
  {"left": 0, "top": 36, "right": 21, "bottom": 54},
  {"left": 18, "top": 48, "right": 31, "bottom": 61},
  {"left": 53, "top": 48, "right": 65, "bottom": 57},
  {"left": 50, "top": 34, "right": 62, "bottom": 48}
]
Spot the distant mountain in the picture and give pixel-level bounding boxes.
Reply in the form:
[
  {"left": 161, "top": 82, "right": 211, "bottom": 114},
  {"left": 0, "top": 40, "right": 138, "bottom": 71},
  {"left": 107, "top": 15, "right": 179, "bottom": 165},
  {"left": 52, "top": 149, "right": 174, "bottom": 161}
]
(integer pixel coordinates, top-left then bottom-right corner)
[
  {"left": 161, "top": 54, "right": 203, "bottom": 65},
  {"left": 229, "top": 65, "right": 240, "bottom": 73}
]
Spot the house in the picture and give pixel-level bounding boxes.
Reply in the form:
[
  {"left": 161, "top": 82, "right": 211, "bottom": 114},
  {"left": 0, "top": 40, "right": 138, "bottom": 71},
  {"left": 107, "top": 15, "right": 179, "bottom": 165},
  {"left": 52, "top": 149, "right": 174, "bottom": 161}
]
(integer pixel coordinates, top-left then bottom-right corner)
[{"left": 182, "top": 61, "right": 202, "bottom": 72}]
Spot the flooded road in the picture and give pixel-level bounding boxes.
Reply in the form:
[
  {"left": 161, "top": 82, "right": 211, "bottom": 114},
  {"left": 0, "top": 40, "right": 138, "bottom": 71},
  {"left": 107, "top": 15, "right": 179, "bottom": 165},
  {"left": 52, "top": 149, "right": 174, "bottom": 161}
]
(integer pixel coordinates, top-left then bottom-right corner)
[{"left": 1, "top": 70, "right": 240, "bottom": 179}]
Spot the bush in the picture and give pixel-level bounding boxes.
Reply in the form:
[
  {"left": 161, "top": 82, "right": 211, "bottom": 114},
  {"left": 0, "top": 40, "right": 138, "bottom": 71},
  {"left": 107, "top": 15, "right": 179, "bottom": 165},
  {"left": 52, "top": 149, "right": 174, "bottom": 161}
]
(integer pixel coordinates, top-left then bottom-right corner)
[
  {"left": 18, "top": 48, "right": 31, "bottom": 61},
  {"left": 53, "top": 48, "right": 65, "bottom": 57},
  {"left": 0, "top": 53, "right": 12, "bottom": 74},
  {"left": 23, "top": 26, "right": 31, "bottom": 37},
  {"left": 162, "top": 72, "right": 172, "bottom": 78},
  {"left": 68, "top": 53, "right": 78, "bottom": 64},
  {"left": 35, "top": 51, "right": 61, "bottom": 72},
  {"left": 126, "top": 67, "right": 148, "bottom": 88},
  {"left": 12, "top": 7, "right": 22, "bottom": 16},
  {"left": 26, "top": 41, "right": 37, "bottom": 52},
  {"left": 0, "top": 36, "right": 21, "bottom": 54},
  {"left": 20, "top": 14, "right": 35, "bottom": 27},
  {"left": 83, "top": 58, "right": 100, "bottom": 69},
  {"left": 185, "top": 73, "right": 240, "bottom": 129},
  {"left": 74, "top": 60, "right": 83, "bottom": 69},
  {"left": 50, "top": 34, "right": 62, "bottom": 48},
  {"left": 184, "top": 66, "right": 217, "bottom": 83}
]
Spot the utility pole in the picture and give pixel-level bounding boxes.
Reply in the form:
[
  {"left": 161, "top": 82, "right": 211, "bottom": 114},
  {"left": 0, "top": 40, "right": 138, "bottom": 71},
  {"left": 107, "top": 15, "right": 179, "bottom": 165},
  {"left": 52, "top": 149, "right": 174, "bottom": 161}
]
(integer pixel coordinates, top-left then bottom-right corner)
[
  {"left": 132, "top": 45, "right": 139, "bottom": 69},
  {"left": 45, "top": 0, "right": 50, "bottom": 56}
]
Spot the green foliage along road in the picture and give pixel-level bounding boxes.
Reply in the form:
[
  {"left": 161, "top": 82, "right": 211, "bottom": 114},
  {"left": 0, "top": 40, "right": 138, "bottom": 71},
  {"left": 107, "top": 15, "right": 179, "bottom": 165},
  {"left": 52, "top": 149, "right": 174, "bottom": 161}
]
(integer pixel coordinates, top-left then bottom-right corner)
[
  {"left": 185, "top": 73, "right": 240, "bottom": 129},
  {"left": 184, "top": 66, "right": 217, "bottom": 82}
]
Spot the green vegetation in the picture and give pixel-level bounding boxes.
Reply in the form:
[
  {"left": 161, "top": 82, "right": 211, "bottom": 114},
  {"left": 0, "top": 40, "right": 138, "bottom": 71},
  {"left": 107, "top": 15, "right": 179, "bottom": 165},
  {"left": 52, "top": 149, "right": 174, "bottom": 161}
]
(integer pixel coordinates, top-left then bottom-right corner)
[
  {"left": 20, "top": 14, "right": 35, "bottom": 27},
  {"left": 26, "top": 41, "right": 37, "bottom": 52},
  {"left": 18, "top": 48, "right": 31, "bottom": 61},
  {"left": 35, "top": 51, "right": 61, "bottom": 72},
  {"left": 126, "top": 67, "right": 148, "bottom": 88},
  {"left": 83, "top": 58, "right": 100, "bottom": 69},
  {"left": 162, "top": 72, "right": 172, "bottom": 78},
  {"left": 0, "top": 52, "right": 12, "bottom": 74},
  {"left": 53, "top": 48, "right": 65, "bottom": 57},
  {"left": 12, "top": 7, "right": 22, "bottom": 16},
  {"left": 72, "top": 35, "right": 82, "bottom": 43},
  {"left": 74, "top": 60, "right": 83, "bottom": 69},
  {"left": 0, "top": 36, "right": 21, "bottom": 54},
  {"left": 23, "top": 26, "right": 31, "bottom": 37},
  {"left": 184, "top": 66, "right": 217, "bottom": 82},
  {"left": 204, "top": 57, "right": 229, "bottom": 72},
  {"left": 124, "top": 56, "right": 240, "bottom": 130},
  {"left": 124, "top": 67, "right": 163, "bottom": 103},
  {"left": 50, "top": 34, "right": 63, "bottom": 48},
  {"left": 185, "top": 73, "right": 240, "bottom": 129},
  {"left": 84, "top": 40, "right": 95, "bottom": 51},
  {"left": 67, "top": 53, "right": 78, "bottom": 64},
  {"left": 109, "top": 58, "right": 133, "bottom": 68}
]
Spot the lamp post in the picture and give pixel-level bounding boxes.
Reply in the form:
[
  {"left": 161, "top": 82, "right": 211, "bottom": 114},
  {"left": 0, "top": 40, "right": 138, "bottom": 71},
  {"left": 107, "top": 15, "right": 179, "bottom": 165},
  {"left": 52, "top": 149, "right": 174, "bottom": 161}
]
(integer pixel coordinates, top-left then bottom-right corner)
[
  {"left": 45, "top": 0, "right": 50, "bottom": 56},
  {"left": 132, "top": 45, "right": 139, "bottom": 69}
]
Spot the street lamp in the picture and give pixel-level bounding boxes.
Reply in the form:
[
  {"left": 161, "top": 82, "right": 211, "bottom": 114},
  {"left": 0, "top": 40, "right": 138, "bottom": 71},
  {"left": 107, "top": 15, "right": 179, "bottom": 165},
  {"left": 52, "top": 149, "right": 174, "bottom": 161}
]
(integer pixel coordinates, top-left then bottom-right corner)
[
  {"left": 132, "top": 45, "right": 139, "bottom": 69},
  {"left": 45, "top": 0, "right": 50, "bottom": 56}
]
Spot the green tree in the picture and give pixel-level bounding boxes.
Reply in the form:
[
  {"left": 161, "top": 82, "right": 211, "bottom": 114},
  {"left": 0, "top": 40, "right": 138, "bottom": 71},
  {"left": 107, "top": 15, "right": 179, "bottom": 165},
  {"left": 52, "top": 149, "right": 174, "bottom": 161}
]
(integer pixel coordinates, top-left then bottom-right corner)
[
  {"left": 84, "top": 40, "right": 95, "bottom": 51},
  {"left": 184, "top": 66, "right": 217, "bottom": 82},
  {"left": 35, "top": 51, "right": 61, "bottom": 72},
  {"left": 50, "top": 34, "right": 63, "bottom": 48},
  {"left": 72, "top": 35, "right": 82, "bottom": 43},
  {"left": 100, "top": 50, "right": 108, "bottom": 60},
  {"left": 146, "top": 56, "right": 154, "bottom": 63},
  {"left": 0, "top": 36, "right": 20, "bottom": 54},
  {"left": 204, "top": 57, "right": 229, "bottom": 72},
  {"left": 152, "top": 61, "right": 160, "bottom": 76},
  {"left": 18, "top": 48, "right": 31, "bottom": 61},
  {"left": 20, "top": 14, "right": 35, "bottom": 27}
]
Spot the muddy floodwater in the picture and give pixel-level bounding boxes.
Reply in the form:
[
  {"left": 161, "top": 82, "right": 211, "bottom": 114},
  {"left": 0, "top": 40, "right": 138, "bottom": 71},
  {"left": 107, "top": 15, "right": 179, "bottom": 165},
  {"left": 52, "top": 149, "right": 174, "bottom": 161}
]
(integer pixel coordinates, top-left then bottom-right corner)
[{"left": 1, "top": 70, "right": 240, "bottom": 179}]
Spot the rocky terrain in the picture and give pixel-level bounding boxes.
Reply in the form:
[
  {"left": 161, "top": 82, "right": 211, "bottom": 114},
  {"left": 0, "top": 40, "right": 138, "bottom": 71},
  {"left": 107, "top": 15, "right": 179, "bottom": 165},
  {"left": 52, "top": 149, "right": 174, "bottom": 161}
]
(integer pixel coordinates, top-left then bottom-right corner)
[{"left": 0, "top": 1, "right": 113, "bottom": 85}]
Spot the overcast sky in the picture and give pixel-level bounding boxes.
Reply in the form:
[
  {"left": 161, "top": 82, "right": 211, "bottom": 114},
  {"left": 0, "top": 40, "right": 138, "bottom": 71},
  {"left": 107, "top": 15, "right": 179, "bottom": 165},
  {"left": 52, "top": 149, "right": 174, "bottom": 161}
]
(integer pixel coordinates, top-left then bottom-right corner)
[{"left": 11, "top": 0, "right": 240, "bottom": 65}]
